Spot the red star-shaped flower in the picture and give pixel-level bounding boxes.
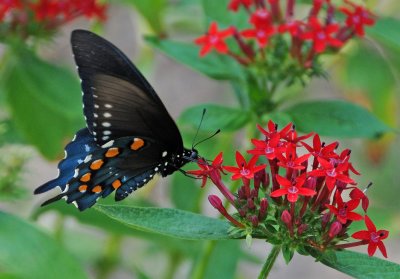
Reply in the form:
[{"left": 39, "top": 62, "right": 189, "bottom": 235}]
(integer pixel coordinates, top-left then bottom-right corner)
[
  {"left": 223, "top": 152, "right": 266, "bottom": 180},
  {"left": 302, "top": 17, "right": 343, "bottom": 53},
  {"left": 278, "top": 20, "right": 304, "bottom": 37},
  {"left": 194, "top": 22, "right": 234, "bottom": 57},
  {"left": 257, "top": 120, "right": 292, "bottom": 141},
  {"left": 276, "top": 145, "right": 311, "bottom": 170},
  {"left": 326, "top": 192, "right": 363, "bottom": 224},
  {"left": 308, "top": 157, "right": 355, "bottom": 191},
  {"left": 302, "top": 134, "right": 338, "bottom": 160},
  {"left": 340, "top": 2, "right": 375, "bottom": 36},
  {"left": 349, "top": 187, "right": 369, "bottom": 212},
  {"left": 248, "top": 134, "right": 284, "bottom": 160},
  {"left": 352, "top": 215, "right": 389, "bottom": 257},
  {"left": 241, "top": 24, "right": 275, "bottom": 48},
  {"left": 270, "top": 174, "right": 316, "bottom": 203},
  {"left": 187, "top": 152, "right": 223, "bottom": 187},
  {"left": 249, "top": 8, "right": 272, "bottom": 29}
]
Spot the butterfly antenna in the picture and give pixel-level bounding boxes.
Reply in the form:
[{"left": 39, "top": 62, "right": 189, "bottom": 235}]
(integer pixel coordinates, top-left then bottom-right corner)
[
  {"left": 192, "top": 108, "right": 207, "bottom": 150},
  {"left": 193, "top": 129, "right": 221, "bottom": 149}
]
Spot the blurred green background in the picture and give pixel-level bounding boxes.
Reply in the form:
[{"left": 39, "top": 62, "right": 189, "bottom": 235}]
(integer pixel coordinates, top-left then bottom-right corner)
[{"left": 0, "top": 0, "right": 399, "bottom": 278}]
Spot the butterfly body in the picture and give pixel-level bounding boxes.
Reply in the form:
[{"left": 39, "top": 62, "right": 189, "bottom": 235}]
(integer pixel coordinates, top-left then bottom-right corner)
[{"left": 34, "top": 30, "right": 198, "bottom": 211}]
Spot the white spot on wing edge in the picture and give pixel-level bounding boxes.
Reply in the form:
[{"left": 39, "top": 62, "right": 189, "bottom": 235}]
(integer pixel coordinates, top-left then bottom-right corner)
[
  {"left": 84, "top": 154, "right": 92, "bottom": 163},
  {"left": 103, "top": 130, "right": 111, "bottom": 135},
  {"left": 104, "top": 104, "right": 113, "bottom": 108},
  {"left": 103, "top": 112, "right": 112, "bottom": 118},
  {"left": 102, "top": 140, "right": 115, "bottom": 148},
  {"left": 102, "top": 122, "right": 111, "bottom": 127},
  {"left": 162, "top": 151, "right": 168, "bottom": 157}
]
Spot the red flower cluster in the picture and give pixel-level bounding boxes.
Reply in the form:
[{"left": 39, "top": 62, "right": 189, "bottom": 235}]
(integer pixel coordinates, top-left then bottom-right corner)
[
  {"left": 194, "top": 0, "right": 375, "bottom": 66},
  {"left": 0, "top": 0, "right": 107, "bottom": 39},
  {"left": 188, "top": 121, "right": 389, "bottom": 258}
]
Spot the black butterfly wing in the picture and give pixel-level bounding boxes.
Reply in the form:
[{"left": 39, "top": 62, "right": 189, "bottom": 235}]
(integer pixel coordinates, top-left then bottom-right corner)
[
  {"left": 37, "top": 133, "right": 169, "bottom": 211},
  {"left": 34, "top": 128, "right": 97, "bottom": 195},
  {"left": 34, "top": 30, "right": 191, "bottom": 211},
  {"left": 71, "top": 29, "right": 183, "bottom": 152}
]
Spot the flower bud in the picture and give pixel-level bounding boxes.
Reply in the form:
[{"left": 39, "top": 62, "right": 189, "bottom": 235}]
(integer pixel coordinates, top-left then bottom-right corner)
[
  {"left": 281, "top": 210, "right": 292, "bottom": 226},
  {"left": 329, "top": 221, "right": 343, "bottom": 238},
  {"left": 321, "top": 212, "right": 332, "bottom": 229},
  {"left": 254, "top": 169, "right": 265, "bottom": 191},
  {"left": 238, "top": 187, "right": 246, "bottom": 200},
  {"left": 208, "top": 195, "right": 224, "bottom": 212},
  {"left": 305, "top": 176, "right": 316, "bottom": 190},
  {"left": 297, "top": 223, "right": 308, "bottom": 235},
  {"left": 250, "top": 188, "right": 259, "bottom": 199},
  {"left": 238, "top": 208, "right": 247, "bottom": 217},
  {"left": 263, "top": 173, "right": 270, "bottom": 190},
  {"left": 247, "top": 198, "right": 255, "bottom": 210},
  {"left": 249, "top": 215, "right": 259, "bottom": 227},
  {"left": 258, "top": 198, "right": 268, "bottom": 221}
]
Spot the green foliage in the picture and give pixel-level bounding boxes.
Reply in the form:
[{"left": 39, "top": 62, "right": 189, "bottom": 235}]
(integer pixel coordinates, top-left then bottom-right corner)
[
  {"left": 180, "top": 104, "right": 251, "bottom": 132},
  {"left": 0, "top": 145, "right": 30, "bottom": 200},
  {"left": 145, "top": 36, "right": 245, "bottom": 80},
  {"left": 321, "top": 250, "right": 400, "bottom": 279},
  {"left": 368, "top": 17, "right": 400, "bottom": 53},
  {"left": 120, "top": 0, "right": 166, "bottom": 35},
  {"left": 285, "top": 100, "right": 392, "bottom": 138},
  {"left": 94, "top": 204, "right": 232, "bottom": 240},
  {"left": 197, "top": 241, "right": 241, "bottom": 279},
  {"left": 1, "top": 49, "right": 83, "bottom": 159},
  {"left": 33, "top": 201, "right": 201, "bottom": 257},
  {"left": 0, "top": 211, "right": 87, "bottom": 279},
  {"left": 201, "top": 0, "right": 248, "bottom": 28},
  {"left": 170, "top": 172, "right": 202, "bottom": 212}
]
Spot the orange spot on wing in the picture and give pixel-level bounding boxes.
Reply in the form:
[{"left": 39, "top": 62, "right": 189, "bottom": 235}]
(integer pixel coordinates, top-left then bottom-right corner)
[
  {"left": 78, "top": 185, "right": 88, "bottom": 192},
  {"left": 90, "top": 159, "right": 104, "bottom": 170},
  {"left": 80, "top": 173, "right": 91, "bottom": 182},
  {"left": 105, "top": 147, "right": 119, "bottom": 158},
  {"left": 92, "top": 185, "right": 102, "bottom": 193},
  {"left": 112, "top": 179, "right": 122, "bottom": 189},
  {"left": 131, "top": 138, "right": 144, "bottom": 150}
]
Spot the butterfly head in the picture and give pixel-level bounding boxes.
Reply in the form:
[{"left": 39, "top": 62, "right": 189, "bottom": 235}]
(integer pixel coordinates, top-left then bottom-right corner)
[{"left": 182, "top": 148, "right": 199, "bottom": 163}]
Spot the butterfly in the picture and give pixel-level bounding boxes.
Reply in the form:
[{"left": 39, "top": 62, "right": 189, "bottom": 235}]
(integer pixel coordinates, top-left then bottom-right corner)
[{"left": 34, "top": 30, "right": 199, "bottom": 211}]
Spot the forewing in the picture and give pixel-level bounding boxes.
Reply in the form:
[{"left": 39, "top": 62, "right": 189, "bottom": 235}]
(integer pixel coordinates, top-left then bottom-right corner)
[{"left": 71, "top": 29, "right": 183, "bottom": 151}]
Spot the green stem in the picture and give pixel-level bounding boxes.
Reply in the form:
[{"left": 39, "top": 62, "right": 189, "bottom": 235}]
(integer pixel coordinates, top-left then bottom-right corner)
[
  {"left": 257, "top": 245, "right": 281, "bottom": 279},
  {"left": 53, "top": 214, "right": 65, "bottom": 243},
  {"left": 96, "top": 235, "right": 122, "bottom": 279},
  {"left": 164, "top": 252, "right": 182, "bottom": 279},
  {"left": 190, "top": 241, "right": 216, "bottom": 279}
]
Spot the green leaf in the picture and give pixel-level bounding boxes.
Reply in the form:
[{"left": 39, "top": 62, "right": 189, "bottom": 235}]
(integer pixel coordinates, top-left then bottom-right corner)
[
  {"left": 367, "top": 17, "right": 400, "bottom": 52},
  {"left": 285, "top": 100, "right": 391, "bottom": 138},
  {"left": 282, "top": 244, "right": 294, "bottom": 264},
  {"left": 94, "top": 204, "right": 232, "bottom": 240},
  {"left": 338, "top": 43, "right": 397, "bottom": 130},
  {"left": 201, "top": 0, "right": 248, "bottom": 29},
  {"left": 33, "top": 201, "right": 201, "bottom": 257},
  {"left": 180, "top": 104, "right": 250, "bottom": 132},
  {"left": 120, "top": 0, "right": 166, "bottom": 35},
  {"left": 2, "top": 50, "right": 83, "bottom": 159},
  {"left": 0, "top": 211, "right": 87, "bottom": 279},
  {"left": 321, "top": 250, "right": 400, "bottom": 279},
  {"left": 145, "top": 36, "right": 244, "bottom": 80}
]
